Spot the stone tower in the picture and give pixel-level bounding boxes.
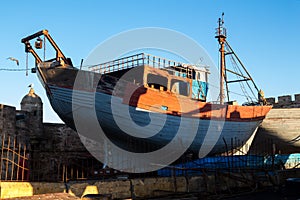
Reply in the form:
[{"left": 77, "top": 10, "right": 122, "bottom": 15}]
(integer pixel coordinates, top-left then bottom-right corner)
[{"left": 20, "top": 86, "right": 43, "bottom": 143}]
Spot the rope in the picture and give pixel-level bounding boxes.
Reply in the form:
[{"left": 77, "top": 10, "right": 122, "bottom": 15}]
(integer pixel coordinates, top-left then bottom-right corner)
[
  {"left": 26, "top": 52, "right": 28, "bottom": 76},
  {"left": 0, "top": 68, "right": 27, "bottom": 71}
]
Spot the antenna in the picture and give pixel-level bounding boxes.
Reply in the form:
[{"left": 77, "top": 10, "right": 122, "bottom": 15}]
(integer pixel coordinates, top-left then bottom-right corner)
[{"left": 221, "top": 12, "right": 224, "bottom": 25}]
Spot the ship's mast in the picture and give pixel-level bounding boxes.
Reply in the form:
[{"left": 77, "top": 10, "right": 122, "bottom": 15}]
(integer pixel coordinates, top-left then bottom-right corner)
[
  {"left": 215, "top": 13, "right": 227, "bottom": 104},
  {"left": 214, "top": 13, "right": 268, "bottom": 105}
]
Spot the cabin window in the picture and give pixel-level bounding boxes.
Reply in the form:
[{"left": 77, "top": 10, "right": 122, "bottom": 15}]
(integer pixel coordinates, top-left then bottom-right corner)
[
  {"left": 147, "top": 74, "right": 168, "bottom": 91},
  {"left": 171, "top": 79, "right": 190, "bottom": 96}
]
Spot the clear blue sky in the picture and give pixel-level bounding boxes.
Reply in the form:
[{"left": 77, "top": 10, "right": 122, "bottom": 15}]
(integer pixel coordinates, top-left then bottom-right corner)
[{"left": 0, "top": 0, "right": 299, "bottom": 123}]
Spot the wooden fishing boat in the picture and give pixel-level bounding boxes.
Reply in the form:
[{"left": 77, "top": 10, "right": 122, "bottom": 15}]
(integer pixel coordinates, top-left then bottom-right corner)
[{"left": 21, "top": 16, "right": 271, "bottom": 157}]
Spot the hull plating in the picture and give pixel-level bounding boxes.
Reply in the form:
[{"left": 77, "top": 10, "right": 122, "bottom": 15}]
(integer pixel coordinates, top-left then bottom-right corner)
[{"left": 47, "top": 84, "right": 261, "bottom": 156}]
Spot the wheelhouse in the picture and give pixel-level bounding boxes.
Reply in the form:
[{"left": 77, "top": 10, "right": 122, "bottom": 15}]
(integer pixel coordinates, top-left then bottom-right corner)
[{"left": 89, "top": 53, "right": 210, "bottom": 102}]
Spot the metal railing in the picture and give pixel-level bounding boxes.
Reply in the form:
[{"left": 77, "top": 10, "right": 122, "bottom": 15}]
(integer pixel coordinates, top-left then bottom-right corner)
[
  {"left": 0, "top": 134, "right": 29, "bottom": 181},
  {"left": 88, "top": 53, "right": 189, "bottom": 74}
]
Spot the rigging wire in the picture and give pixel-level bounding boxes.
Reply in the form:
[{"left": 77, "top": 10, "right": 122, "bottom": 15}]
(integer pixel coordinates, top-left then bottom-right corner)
[
  {"left": 224, "top": 42, "right": 258, "bottom": 103},
  {"left": 230, "top": 53, "right": 257, "bottom": 102},
  {"left": 209, "top": 83, "right": 250, "bottom": 98},
  {"left": 229, "top": 54, "right": 252, "bottom": 102}
]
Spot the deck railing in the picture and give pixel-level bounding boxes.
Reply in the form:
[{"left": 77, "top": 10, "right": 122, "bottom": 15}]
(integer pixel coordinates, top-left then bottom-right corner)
[{"left": 88, "top": 53, "right": 186, "bottom": 74}]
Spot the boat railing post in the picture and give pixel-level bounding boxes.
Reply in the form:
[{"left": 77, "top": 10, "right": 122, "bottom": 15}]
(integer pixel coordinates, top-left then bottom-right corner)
[
  {"left": 129, "top": 56, "right": 134, "bottom": 68},
  {"left": 136, "top": 54, "right": 138, "bottom": 67},
  {"left": 127, "top": 57, "right": 129, "bottom": 69},
  {"left": 131, "top": 55, "right": 134, "bottom": 68},
  {"left": 158, "top": 58, "right": 161, "bottom": 68}
]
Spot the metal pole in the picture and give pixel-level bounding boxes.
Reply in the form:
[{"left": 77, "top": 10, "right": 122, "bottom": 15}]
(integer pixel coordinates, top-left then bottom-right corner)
[
  {"left": 11, "top": 137, "right": 16, "bottom": 180},
  {"left": 219, "top": 38, "right": 226, "bottom": 104},
  {"left": 0, "top": 134, "right": 5, "bottom": 181},
  {"left": 21, "top": 145, "right": 26, "bottom": 181},
  {"left": 16, "top": 142, "right": 21, "bottom": 180},
  {"left": 5, "top": 136, "right": 10, "bottom": 180},
  {"left": 216, "top": 17, "right": 227, "bottom": 104}
]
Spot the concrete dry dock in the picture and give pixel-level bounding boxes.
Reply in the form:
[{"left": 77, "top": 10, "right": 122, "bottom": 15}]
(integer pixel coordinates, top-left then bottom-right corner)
[
  {"left": 0, "top": 169, "right": 300, "bottom": 199},
  {"left": 1, "top": 193, "right": 79, "bottom": 200}
]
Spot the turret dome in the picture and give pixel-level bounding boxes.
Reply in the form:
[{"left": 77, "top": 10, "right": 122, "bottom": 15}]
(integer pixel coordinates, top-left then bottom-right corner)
[{"left": 21, "top": 87, "right": 43, "bottom": 113}]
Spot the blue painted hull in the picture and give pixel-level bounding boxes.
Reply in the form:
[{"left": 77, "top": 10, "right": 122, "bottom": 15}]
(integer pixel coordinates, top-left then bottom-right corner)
[{"left": 46, "top": 84, "right": 261, "bottom": 156}]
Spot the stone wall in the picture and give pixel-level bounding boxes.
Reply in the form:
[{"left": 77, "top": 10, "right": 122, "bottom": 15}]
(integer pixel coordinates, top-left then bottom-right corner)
[
  {"left": 0, "top": 102, "right": 91, "bottom": 182},
  {"left": 266, "top": 93, "right": 300, "bottom": 108},
  {"left": 0, "top": 104, "right": 16, "bottom": 137},
  {"left": 42, "top": 123, "right": 86, "bottom": 152},
  {"left": 29, "top": 123, "right": 90, "bottom": 182},
  {"left": 253, "top": 108, "right": 300, "bottom": 154},
  {"left": 254, "top": 93, "right": 300, "bottom": 153}
]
